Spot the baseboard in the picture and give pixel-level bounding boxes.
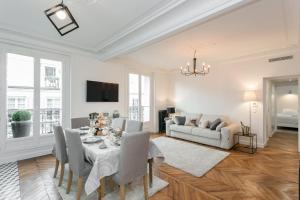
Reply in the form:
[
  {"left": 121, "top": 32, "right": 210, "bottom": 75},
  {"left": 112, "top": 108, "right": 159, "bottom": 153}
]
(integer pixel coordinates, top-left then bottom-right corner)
[{"left": 0, "top": 146, "right": 53, "bottom": 165}]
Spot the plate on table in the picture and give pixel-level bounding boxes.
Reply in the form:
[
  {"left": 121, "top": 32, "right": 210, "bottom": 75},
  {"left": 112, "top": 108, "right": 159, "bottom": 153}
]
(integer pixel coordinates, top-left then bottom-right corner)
[
  {"left": 79, "top": 131, "right": 88, "bottom": 136},
  {"left": 80, "top": 126, "right": 90, "bottom": 130},
  {"left": 82, "top": 137, "right": 103, "bottom": 144}
]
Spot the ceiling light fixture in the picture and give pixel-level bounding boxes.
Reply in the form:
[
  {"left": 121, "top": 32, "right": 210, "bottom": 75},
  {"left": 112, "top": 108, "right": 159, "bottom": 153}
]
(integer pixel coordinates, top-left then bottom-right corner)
[
  {"left": 180, "top": 50, "right": 211, "bottom": 76},
  {"left": 44, "top": 0, "right": 79, "bottom": 36}
]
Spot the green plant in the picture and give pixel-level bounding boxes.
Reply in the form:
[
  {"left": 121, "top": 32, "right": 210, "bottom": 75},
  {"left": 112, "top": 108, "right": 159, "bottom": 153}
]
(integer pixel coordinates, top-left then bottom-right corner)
[{"left": 12, "top": 110, "right": 31, "bottom": 121}]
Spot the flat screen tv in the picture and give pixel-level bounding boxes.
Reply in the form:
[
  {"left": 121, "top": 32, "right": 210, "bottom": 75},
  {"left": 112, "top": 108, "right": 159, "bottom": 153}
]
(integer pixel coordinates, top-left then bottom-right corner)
[{"left": 86, "top": 80, "right": 119, "bottom": 102}]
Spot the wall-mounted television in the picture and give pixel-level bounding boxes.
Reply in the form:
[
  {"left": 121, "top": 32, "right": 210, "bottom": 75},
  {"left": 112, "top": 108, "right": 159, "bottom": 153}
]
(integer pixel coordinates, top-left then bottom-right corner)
[{"left": 86, "top": 80, "right": 119, "bottom": 102}]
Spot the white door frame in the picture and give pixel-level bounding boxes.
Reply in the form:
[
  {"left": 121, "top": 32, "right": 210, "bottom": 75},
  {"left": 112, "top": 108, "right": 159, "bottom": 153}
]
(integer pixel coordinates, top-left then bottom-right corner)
[{"left": 263, "top": 75, "right": 300, "bottom": 152}]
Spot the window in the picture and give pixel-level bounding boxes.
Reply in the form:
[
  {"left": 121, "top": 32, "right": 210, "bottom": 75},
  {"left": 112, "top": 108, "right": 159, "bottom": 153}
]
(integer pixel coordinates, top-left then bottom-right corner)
[
  {"left": 5, "top": 53, "right": 64, "bottom": 138},
  {"left": 6, "top": 53, "right": 34, "bottom": 138},
  {"left": 128, "top": 73, "right": 151, "bottom": 122}
]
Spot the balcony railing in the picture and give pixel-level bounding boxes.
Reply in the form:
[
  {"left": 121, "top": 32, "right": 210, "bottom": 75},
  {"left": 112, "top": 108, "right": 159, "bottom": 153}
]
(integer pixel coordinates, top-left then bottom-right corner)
[
  {"left": 44, "top": 76, "right": 60, "bottom": 89},
  {"left": 7, "top": 108, "right": 61, "bottom": 138},
  {"left": 128, "top": 106, "right": 149, "bottom": 122}
]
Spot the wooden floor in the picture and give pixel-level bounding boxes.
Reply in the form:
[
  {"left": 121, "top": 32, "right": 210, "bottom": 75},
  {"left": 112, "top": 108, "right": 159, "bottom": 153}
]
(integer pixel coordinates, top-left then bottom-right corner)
[{"left": 18, "top": 132, "right": 299, "bottom": 200}]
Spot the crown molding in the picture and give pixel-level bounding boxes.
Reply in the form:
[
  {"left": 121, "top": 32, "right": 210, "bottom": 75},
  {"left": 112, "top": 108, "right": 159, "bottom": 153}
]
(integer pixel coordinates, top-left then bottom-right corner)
[
  {"left": 98, "top": 0, "right": 257, "bottom": 61},
  {"left": 95, "top": 0, "right": 187, "bottom": 51}
]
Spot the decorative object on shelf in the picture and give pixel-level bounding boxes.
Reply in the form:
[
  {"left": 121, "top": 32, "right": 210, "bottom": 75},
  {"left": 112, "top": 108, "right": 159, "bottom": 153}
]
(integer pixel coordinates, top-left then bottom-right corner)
[
  {"left": 166, "top": 107, "right": 175, "bottom": 117},
  {"left": 11, "top": 110, "right": 32, "bottom": 138},
  {"left": 180, "top": 50, "right": 211, "bottom": 76},
  {"left": 44, "top": 0, "right": 79, "bottom": 36},
  {"left": 240, "top": 121, "right": 250, "bottom": 135},
  {"left": 244, "top": 90, "right": 257, "bottom": 133},
  {"left": 112, "top": 110, "right": 120, "bottom": 118}
]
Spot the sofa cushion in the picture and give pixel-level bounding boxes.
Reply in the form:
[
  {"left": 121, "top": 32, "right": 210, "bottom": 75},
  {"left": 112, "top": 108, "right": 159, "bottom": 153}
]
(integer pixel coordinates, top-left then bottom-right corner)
[
  {"left": 170, "top": 124, "right": 193, "bottom": 134},
  {"left": 174, "top": 116, "right": 186, "bottom": 125},
  {"left": 210, "top": 118, "right": 222, "bottom": 130},
  {"left": 183, "top": 113, "right": 202, "bottom": 126},
  {"left": 200, "top": 114, "right": 230, "bottom": 125},
  {"left": 216, "top": 122, "right": 227, "bottom": 132},
  {"left": 191, "top": 127, "right": 221, "bottom": 140}
]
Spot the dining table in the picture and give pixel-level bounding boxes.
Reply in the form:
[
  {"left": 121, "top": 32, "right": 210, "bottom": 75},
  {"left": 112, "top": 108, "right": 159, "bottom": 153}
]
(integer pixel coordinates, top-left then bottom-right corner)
[{"left": 75, "top": 129, "right": 164, "bottom": 196}]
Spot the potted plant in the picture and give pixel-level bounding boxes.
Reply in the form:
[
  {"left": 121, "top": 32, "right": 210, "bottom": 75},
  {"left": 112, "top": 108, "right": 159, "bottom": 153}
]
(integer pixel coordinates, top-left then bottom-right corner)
[{"left": 11, "top": 110, "right": 32, "bottom": 138}]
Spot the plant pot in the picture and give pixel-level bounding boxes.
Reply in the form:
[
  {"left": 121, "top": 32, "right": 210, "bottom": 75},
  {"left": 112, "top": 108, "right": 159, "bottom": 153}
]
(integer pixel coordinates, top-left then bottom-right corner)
[{"left": 11, "top": 121, "right": 32, "bottom": 138}]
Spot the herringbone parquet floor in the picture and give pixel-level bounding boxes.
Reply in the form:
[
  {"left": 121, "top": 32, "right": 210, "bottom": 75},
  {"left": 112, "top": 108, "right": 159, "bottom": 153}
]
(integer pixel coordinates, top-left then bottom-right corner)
[{"left": 18, "top": 132, "right": 299, "bottom": 200}]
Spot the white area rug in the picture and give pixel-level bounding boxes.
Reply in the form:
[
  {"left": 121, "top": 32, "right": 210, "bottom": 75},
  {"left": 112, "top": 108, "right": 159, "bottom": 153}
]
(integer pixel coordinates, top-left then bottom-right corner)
[
  {"left": 0, "top": 162, "right": 21, "bottom": 200},
  {"left": 54, "top": 167, "right": 168, "bottom": 200},
  {"left": 152, "top": 137, "right": 230, "bottom": 177}
]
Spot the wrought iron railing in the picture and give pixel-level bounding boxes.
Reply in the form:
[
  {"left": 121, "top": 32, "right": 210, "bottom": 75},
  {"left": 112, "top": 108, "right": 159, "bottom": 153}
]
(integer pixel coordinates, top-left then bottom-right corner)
[{"left": 7, "top": 108, "right": 61, "bottom": 138}]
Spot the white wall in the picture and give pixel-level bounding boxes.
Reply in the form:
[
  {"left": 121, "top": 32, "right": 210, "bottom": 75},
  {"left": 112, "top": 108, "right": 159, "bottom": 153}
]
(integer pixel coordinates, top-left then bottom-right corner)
[
  {"left": 168, "top": 47, "right": 300, "bottom": 147},
  {"left": 275, "top": 83, "right": 298, "bottom": 113},
  {"left": 70, "top": 56, "right": 127, "bottom": 118}
]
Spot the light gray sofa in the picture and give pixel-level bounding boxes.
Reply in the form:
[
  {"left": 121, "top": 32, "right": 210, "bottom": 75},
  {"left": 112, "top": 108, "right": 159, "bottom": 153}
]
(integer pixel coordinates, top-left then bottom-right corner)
[{"left": 166, "top": 114, "right": 240, "bottom": 150}]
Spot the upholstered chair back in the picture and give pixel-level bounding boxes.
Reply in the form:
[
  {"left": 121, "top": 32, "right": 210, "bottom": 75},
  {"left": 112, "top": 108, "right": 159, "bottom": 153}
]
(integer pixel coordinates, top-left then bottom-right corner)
[
  {"left": 111, "top": 118, "right": 126, "bottom": 131},
  {"left": 116, "top": 131, "right": 150, "bottom": 184},
  {"left": 53, "top": 126, "right": 68, "bottom": 164},
  {"left": 65, "top": 129, "right": 86, "bottom": 176},
  {"left": 125, "top": 120, "right": 143, "bottom": 133},
  {"left": 71, "top": 117, "right": 89, "bottom": 129}
]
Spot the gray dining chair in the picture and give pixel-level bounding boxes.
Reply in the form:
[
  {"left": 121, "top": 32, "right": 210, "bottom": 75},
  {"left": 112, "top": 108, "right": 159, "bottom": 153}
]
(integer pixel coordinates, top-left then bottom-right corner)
[
  {"left": 71, "top": 117, "right": 89, "bottom": 129},
  {"left": 112, "top": 131, "right": 150, "bottom": 200},
  {"left": 65, "top": 129, "right": 93, "bottom": 200},
  {"left": 125, "top": 120, "right": 143, "bottom": 133},
  {"left": 111, "top": 118, "right": 126, "bottom": 131},
  {"left": 53, "top": 126, "right": 68, "bottom": 187}
]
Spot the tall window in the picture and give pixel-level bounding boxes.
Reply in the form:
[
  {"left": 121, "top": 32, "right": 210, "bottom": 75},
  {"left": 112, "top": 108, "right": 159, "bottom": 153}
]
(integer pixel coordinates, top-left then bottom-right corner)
[
  {"left": 128, "top": 73, "right": 150, "bottom": 122},
  {"left": 40, "top": 59, "right": 62, "bottom": 135},
  {"left": 6, "top": 53, "right": 34, "bottom": 138},
  {"left": 6, "top": 53, "right": 63, "bottom": 138}
]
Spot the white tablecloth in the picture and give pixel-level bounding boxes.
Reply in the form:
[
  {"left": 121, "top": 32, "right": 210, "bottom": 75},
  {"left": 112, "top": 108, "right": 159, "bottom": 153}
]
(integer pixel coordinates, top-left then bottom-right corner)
[{"left": 81, "top": 135, "right": 164, "bottom": 195}]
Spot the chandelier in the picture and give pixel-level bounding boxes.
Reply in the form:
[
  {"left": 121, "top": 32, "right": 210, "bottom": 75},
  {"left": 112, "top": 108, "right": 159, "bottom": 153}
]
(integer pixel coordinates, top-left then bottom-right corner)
[{"left": 180, "top": 50, "right": 211, "bottom": 76}]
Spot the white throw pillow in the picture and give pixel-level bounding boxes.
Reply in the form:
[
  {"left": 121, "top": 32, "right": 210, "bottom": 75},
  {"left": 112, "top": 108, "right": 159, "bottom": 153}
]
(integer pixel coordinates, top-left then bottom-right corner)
[
  {"left": 184, "top": 113, "right": 202, "bottom": 126},
  {"left": 216, "top": 122, "right": 227, "bottom": 132},
  {"left": 199, "top": 120, "right": 209, "bottom": 128}
]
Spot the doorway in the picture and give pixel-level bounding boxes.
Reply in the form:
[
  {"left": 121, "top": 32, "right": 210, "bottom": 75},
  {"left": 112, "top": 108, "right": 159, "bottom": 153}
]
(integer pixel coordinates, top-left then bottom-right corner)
[{"left": 264, "top": 75, "right": 300, "bottom": 151}]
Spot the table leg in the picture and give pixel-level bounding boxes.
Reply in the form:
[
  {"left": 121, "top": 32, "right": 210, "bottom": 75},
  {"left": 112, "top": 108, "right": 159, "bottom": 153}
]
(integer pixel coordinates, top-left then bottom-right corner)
[{"left": 148, "top": 158, "right": 153, "bottom": 188}]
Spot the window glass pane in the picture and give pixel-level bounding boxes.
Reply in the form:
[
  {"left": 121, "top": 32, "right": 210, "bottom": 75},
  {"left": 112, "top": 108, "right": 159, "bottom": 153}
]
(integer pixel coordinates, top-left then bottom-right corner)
[
  {"left": 7, "top": 88, "right": 34, "bottom": 139},
  {"left": 129, "top": 73, "right": 139, "bottom": 120},
  {"left": 7, "top": 53, "right": 34, "bottom": 87},
  {"left": 141, "top": 75, "right": 150, "bottom": 122},
  {"left": 6, "top": 53, "right": 34, "bottom": 139},
  {"left": 40, "top": 59, "right": 62, "bottom": 135}
]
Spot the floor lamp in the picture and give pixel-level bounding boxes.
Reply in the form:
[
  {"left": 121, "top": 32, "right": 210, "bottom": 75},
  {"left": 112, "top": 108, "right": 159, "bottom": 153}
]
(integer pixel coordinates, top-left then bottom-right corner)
[{"left": 244, "top": 90, "right": 257, "bottom": 133}]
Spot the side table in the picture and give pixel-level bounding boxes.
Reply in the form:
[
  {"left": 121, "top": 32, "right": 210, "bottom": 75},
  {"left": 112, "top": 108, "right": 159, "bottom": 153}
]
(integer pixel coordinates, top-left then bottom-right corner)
[{"left": 233, "top": 132, "right": 257, "bottom": 154}]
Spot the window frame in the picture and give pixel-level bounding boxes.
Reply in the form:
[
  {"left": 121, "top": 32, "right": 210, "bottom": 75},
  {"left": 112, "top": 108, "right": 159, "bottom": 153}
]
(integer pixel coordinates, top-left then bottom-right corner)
[{"left": 0, "top": 44, "right": 70, "bottom": 148}]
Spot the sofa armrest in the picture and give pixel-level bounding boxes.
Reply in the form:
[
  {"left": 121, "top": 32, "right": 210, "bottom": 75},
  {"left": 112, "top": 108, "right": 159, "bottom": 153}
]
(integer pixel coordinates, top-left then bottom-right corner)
[
  {"left": 165, "top": 119, "right": 174, "bottom": 136},
  {"left": 220, "top": 123, "right": 240, "bottom": 149}
]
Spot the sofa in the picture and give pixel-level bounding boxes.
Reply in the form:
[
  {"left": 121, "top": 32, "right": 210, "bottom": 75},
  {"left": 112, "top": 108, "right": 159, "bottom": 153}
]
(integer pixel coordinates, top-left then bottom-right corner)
[{"left": 166, "top": 113, "right": 240, "bottom": 149}]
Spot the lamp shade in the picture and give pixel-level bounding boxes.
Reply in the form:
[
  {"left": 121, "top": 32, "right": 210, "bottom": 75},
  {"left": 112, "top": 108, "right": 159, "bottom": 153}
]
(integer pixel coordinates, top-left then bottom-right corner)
[{"left": 244, "top": 90, "right": 257, "bottom": 101}]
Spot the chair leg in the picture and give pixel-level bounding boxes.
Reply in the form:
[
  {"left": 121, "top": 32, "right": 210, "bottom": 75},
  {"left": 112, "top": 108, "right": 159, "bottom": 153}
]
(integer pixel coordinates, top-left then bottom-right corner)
[
  {"left": 76, "top": 177, "right": 83, "bottom": 200},
  {"left": 109, "top": 176, "right": 114, "bottom": 191},
  {"left": 120, "top": 185, "right": 126, "bottom": 200},
  {"left": 143, "top": 175, "right": 149, "bottom": 200},
  {"left": 53, "top": 159, "right": 59, "bottom": 178},
  {"left": 66, "top": 169, "right": 73, "bottom": 194},
  {"left": 58, "top": 163, "right": 65, "bottom": 186},
  {"left": 100, "top": 178, "right": 106, "bottom": 197}
]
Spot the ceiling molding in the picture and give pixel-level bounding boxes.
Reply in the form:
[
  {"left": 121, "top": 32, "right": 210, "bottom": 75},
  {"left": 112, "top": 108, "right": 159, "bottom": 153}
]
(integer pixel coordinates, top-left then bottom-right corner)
[
  {"left": 98, "top": 0, "right": 258, "bottom": 61},
  {"left": 95, "top": 0, "right": 187, "bottom": 51}
]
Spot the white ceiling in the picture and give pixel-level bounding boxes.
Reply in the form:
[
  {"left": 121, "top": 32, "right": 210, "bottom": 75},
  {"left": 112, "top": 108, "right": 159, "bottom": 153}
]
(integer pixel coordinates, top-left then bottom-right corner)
[
  {"left": 0, "top": 0, "right": 176, "bottom": 51},
  {"left": 0, "top": 0, "right": 255, "bottom": 58},
  {"left": 120, "top": 0, "right": 300, "bottom": 70}
]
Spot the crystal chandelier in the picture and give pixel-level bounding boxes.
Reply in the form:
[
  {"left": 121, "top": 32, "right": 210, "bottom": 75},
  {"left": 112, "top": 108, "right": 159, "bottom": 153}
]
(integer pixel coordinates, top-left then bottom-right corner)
[{"left": 180, "top": 50, "right": 211, "bottom": 76}]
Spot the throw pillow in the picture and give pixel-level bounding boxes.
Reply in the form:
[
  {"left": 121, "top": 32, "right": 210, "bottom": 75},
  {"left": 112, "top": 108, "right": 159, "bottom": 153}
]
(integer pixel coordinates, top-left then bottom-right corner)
[
  {"left": 174, "top": 116, "right": 186, "bottom": 125},
  {"left": 210, "top": 118, "right": 222, "bottom": 130},
  {"left": 199, "top": 120, "right": 209, "bottom": 128},
  {"left": 216, "top": 121, "right": 227, "bottom": 132},
  {"left": 185, "top": 119, "right": 197, "bottom": 126}
]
